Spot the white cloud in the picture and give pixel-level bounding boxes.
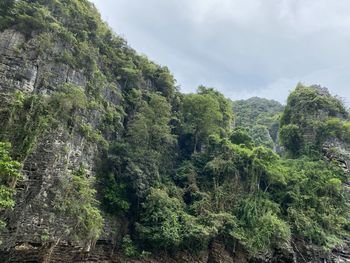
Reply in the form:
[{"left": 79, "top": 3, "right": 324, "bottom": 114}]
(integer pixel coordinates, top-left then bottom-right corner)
[{"left": 91, "top": 0, "right": 350, "bottom": 104}]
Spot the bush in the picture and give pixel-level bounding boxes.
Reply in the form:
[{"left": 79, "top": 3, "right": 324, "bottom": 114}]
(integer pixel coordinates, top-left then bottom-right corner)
[
  {"left": 279, "top": 124, "right": 303, "bottom": 157},
  {"left": 230, "top": 127, "right": 254, "bottom": 148},
  {"left": 56, "top": 166, "right": 104, "bottom": 243},
  {"left": 122, "top": 235, "right": 139, "bottom": 257},
  {"left": 0, "top": 142, "right": 21, "bottom": 232},
  {"left": 136, "top": 188, "right": 183, "bottom": 249}
]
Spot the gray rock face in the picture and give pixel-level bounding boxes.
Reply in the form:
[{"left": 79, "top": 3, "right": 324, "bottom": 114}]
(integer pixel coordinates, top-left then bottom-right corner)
[
  {"left": 0, "top": 30, "right": 35, "bottom": 93},
  {"left": 0, "top": 29, "right": 86, "bottom": 95},
  {"left": 322, "top": 138, "right": 350, "bottom": 263},
  {"left": 0, "top": 28, "right": 349, "bottom": 263},
  {"left": 0, "top": 29, "right": 243, "bottom": 263},
  {"left": 0, "top": 29, "right": 112, "bottom": 262},
  {"left": 0, "top": 29, "right": 85, "bottom": 261}
]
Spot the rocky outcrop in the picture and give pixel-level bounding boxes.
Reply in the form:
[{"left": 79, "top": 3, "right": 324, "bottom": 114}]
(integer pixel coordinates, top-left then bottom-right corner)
[
  {"left": 0, "top": 25, "right": 349, "bottom": 263},
  {"left": 0, "top": 30, "right": 87, "bottom": 94},
  {"left": 0, "top": 28, "right": 252, "bottom": 263},
  {"left": 0, "top": 28, "right": 108, "bottom": 262},
  {"left": 321, "top": 138, "right": 350, "bottom": 263}
]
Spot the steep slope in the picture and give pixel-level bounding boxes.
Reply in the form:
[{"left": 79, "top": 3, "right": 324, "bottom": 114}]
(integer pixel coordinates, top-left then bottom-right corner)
[
  {"left": 233, "top": 97, "right": 284, "bottom": 149},
  {"left": 279, "top": 84, "right": 350, "bottom": 262},
  {"left": 0, "top": 0, "right": 177, "bottom": 262},
  {"left": 280, "top": 84, "right": 349, "bottom": 157},
  {"left": 0, "top": 1, "right": 349, "bottom": 263}
]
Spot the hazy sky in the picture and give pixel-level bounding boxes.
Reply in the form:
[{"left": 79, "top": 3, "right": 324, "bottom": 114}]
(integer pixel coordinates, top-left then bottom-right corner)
[{"left": 91, "top": 0, "right": 350, "bottom": 105}]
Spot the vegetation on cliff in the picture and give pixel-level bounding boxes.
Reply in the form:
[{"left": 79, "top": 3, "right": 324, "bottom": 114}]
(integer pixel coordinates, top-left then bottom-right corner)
[
  {"left": 233, "top": 97, "right": 283, "bottom": 149},
  {"left": 280, "top": 83, "right": 349, "bottom": 157},
  {"left": 0, "top": 0, "right": 349, "bottom": 259},
  {"left": 0, "top": 143, "right": 21, "bottom": 234}
]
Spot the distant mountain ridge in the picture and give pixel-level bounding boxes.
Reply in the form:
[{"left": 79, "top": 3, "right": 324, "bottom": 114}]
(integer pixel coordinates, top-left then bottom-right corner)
[{"left": 233, "top": 97, "right": 284, "bottom": 149}]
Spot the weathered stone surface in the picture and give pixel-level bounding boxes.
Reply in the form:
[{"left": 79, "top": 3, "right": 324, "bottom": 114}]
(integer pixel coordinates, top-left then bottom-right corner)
[
  {"left": 0, "top": 28, "right": 349, "bottom": 263},
  {"left": 208, "top": 241, "right": 235, "bottom": 263},
  {"left": 0, "top": 29, "right": 87, "bottom": 95},
  {"left": 0, "top": 29, "right": 109, "bottom": 262}
]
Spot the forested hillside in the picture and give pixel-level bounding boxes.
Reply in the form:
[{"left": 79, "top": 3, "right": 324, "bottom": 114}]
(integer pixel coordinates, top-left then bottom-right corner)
[
  {"left": 233, "top": 97, "right": 284, "bottom": 149},
  {"left": 0, "top": 1, "right": 349, "bottom": 262}
]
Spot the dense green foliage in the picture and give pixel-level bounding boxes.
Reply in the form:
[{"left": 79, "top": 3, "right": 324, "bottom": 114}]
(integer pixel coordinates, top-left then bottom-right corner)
[
  {"left": 282, "top": 159, "right": 348, "bottom": 249},
  {"left": 279, "top": 124, "right": 303, "bottom": 157},
  {"left": 230, "top": 127, "right": 254, "bottom": 148},
  {"left": 0, "top": 0, "right": 176, "bottom": 245},
  {"left": 233, "top": 97, "right": 283, "bottom": 149},
  {"left": 179, "top": 86, "right": 233, "bottom": 158},
  {"left": 181, "top": 93, "right": 223, "bottom": 152},
  {"left": 0, "top": 143, "right": 21, "bottom": 233},
  {"left": 0, "top": 0, "right": 176, "bottom": 98},
  {"left": 280, "top": 84, "right": 349, "bottom": 156},
  {"left": 0, "top": 0, "right": 349, "bottom": 258},
  {"left": 55, "top": 166, "right": 103, "bottom": 243},
  {"left": 0, "top": 89, "right": 106, "bottom": 244}
]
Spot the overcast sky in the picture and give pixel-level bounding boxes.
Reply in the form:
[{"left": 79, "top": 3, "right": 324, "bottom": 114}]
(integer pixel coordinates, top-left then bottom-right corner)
[{"left": 91, "top": 0, "right": 350, "bottom": 105}]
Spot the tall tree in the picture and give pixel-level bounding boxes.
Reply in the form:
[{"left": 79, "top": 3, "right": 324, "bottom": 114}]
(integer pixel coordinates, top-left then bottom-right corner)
[
  {"left": 126, "top": 92, "right": 176, "bottom": 198},
  {"left": 181, "top": 93, "right": 223, "bottom": 152}
]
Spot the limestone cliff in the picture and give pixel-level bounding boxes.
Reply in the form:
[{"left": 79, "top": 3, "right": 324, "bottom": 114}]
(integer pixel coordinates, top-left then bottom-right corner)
[
  {"left": 0, "top": 1, "right": 349, "bottom": 263},
  {"left": 0, "top": 16, "right": 249, "bottom": 263}
]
